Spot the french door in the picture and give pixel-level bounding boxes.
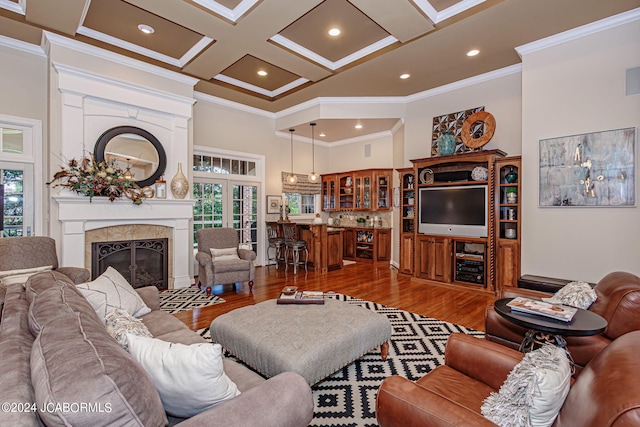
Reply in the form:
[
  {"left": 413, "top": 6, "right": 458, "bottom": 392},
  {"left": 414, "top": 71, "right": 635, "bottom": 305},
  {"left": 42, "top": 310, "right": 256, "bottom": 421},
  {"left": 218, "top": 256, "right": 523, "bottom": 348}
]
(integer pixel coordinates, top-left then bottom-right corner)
[
  {"left": 193, "top": 178, "right": 260, "bottom": 254},
  {"left": 0, "top": 162, "right": 34, "bottom": 238}
]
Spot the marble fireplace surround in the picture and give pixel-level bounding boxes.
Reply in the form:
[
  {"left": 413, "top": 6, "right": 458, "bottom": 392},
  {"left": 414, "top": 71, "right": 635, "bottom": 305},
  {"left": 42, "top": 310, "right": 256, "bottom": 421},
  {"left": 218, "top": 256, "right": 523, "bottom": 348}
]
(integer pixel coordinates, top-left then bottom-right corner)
[{"left": 86, "top": 224, "right": 173, "bottom": 286}]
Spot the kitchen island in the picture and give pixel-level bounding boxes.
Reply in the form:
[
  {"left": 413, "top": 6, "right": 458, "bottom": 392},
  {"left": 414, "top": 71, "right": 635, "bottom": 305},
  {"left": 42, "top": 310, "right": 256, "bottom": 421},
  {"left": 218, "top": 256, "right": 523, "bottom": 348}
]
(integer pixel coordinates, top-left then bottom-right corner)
[{"left": 284, "top": 222, "right": 343, "bottom": 273}]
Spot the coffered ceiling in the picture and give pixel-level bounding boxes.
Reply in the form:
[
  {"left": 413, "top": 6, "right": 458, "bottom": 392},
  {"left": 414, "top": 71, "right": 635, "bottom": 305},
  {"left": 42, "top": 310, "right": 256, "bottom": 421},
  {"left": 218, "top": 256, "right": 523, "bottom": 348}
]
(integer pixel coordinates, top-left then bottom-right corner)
[{"left": 0, "top": 0, "right": 638, "bottom": 143}]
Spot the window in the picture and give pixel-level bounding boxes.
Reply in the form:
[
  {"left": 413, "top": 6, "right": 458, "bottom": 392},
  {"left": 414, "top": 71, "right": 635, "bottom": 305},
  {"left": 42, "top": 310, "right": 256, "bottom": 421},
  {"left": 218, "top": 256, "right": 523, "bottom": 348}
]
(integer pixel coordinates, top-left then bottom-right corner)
[
  {"left": 193, "top": 154, "right": 256, "bottom": 176},
  {"left": 284, "top": 193, "right": 318, "bottom": 216},
  {"left": 1, "top": 168, "right": 23, "bottom": 237}
]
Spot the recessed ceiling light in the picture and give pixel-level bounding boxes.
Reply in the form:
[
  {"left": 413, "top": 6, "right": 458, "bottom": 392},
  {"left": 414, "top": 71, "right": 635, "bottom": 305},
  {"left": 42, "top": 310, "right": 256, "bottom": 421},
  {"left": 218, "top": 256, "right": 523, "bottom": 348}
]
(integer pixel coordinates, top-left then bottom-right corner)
[
  {"left": 355, "top": 124, "right": 363, "bottom": 129},
  {"left": 319, "top": 132, "right": 326, "bottom": 137},
  {"left": 400, "top": 73, "right": 411, "bottom": 79},
  {"left": 328, "top": 28, "right": 341, "bottom": 37},
  {"left": 257, "top": 70, "right": 268, "bottom": 76},
  {"left": 467, "top": 49, "right": 480, "bottom": 57},
  {"left": 138, "top": 24, "right": 155, "bottom": 34}
]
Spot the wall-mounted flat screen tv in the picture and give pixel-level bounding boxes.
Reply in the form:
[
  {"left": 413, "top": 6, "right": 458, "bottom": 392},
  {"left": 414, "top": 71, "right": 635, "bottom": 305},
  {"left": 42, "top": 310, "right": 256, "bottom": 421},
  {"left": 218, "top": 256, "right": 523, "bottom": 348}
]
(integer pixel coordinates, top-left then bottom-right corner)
[{"left": 419, "top": 185, "right": 487, "bottom": 238}]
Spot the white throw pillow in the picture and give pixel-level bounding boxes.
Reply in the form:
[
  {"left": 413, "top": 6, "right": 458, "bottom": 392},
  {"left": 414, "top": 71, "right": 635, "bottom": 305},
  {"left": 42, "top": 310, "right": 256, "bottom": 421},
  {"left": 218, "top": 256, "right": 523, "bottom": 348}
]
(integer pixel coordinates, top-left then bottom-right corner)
[
  {"left": 105, "top": 308, "right": 153, "bottom": 350},
  {"left": 76, "top": 266, "right": 151, "bottom": 324},
  {"left": 544, "top": 281, "right": 597, "bottom": 310},
  {"left": 126, "top": 335, "right": 240, "bottom": 417},
  {"left": 481, "top": 345, "right": 571, "bottom": 427},
  {"left": 0, "top": 265, "right": 53, "bottom": 286},
  {"left": 210, "top": 247, "right": 240, "bottom": 261}
]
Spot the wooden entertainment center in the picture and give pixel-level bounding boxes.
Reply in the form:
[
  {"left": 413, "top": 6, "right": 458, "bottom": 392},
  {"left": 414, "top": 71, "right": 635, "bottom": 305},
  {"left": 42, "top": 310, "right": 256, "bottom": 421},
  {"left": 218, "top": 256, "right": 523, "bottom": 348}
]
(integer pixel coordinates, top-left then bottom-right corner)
[{"left": 397, "top": 150, "right": 521, "bottom": 293}]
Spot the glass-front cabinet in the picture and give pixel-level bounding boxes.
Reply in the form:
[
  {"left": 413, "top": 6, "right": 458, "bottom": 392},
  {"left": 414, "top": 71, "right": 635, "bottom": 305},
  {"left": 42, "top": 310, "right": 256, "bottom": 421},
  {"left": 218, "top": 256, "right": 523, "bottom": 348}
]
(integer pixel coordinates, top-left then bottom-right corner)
[
  {"left": 321, "top": 169, "right": 393, "bottom": 212},
  {"left": 339, "top": 173, "right": 354, "bottom": 209},
  {"left": 354, "top": 171, "right": 371, "bottom": 210},
  {"left": 375, "top": 170, "right": 392, "bottom": 210},
  {"left": 321, "top": 174, "right": 337, "bottom": 211},
  {"left": 495, "top": 156, "right": 521, "bottom": 288}
]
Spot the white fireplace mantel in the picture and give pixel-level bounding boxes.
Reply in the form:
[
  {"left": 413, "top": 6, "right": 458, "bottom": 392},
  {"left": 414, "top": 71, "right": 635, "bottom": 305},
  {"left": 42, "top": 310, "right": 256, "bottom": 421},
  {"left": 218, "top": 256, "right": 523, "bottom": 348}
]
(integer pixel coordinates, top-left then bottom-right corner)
[{"left": 53, "top": 194, "right": 194, "bottom": 288}]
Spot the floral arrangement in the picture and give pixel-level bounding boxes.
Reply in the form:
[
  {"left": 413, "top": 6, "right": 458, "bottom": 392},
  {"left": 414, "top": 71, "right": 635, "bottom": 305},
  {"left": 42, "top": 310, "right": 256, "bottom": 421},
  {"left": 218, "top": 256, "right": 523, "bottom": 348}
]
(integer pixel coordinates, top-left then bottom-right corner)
[{"left": 47, "top": 155, "right": 144, "bottom": 205}]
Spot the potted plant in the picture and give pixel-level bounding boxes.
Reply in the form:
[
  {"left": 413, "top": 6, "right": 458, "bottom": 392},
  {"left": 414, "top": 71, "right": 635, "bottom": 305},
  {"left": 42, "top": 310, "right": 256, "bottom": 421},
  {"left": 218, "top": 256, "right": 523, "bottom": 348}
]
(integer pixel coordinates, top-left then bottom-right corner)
[{"left": 506, "top": 187, "right": 518, "bottom": 204}]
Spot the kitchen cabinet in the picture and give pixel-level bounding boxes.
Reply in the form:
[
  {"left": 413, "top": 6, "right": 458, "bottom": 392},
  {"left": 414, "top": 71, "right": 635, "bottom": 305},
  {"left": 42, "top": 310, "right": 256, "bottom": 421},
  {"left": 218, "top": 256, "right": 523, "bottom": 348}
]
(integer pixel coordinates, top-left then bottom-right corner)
[{"left": 321, "top": 169, "right": 393, "bottom": 212}]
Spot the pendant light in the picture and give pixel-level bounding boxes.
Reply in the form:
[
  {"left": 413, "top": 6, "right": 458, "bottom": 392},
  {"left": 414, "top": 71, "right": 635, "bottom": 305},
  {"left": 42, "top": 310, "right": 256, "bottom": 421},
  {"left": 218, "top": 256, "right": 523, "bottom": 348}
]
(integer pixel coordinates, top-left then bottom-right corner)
[
  {"left": 308, "top": 122, "right": 319, "bottom": 183},
  {"left": 286, "top": 129, "right": 298, "bottom": 185}
]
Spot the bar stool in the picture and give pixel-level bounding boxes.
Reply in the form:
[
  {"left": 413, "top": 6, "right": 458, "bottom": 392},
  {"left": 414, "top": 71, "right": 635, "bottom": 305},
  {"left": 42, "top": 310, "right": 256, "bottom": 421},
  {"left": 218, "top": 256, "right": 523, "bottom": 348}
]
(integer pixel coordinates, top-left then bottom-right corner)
[
  {"left": 266, "top": 221, "right": 285, "bottom": 269},
  {"left": 282, "top": 223, "right": 308, "bottom": 274}
]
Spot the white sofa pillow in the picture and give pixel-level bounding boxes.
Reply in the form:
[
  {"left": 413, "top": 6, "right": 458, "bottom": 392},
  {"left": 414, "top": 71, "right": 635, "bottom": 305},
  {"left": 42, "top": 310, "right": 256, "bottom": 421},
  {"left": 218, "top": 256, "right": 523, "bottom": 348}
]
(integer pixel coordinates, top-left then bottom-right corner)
[
  {"left": 210, "top": 247, "right": 240, "bottom": 261},
  {"left": 127, "top": 335, "right": 240, "bottom": 417},
  {"left": 76, "top": 266, "right": 151, "bottom": 324},
  {"left": 481, "top": 344, "right": 571, "bottom": 427},
  {"left": 0, "top": 265, "right": 53, "bottom": 286}
]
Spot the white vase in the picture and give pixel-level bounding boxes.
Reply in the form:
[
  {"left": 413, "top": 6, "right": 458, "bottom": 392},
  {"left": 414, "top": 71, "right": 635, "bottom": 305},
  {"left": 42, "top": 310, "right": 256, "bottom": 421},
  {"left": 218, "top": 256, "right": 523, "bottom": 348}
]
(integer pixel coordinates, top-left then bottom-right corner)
[{"left": 170, "top": 162, "right": 189, "bottom": 199}]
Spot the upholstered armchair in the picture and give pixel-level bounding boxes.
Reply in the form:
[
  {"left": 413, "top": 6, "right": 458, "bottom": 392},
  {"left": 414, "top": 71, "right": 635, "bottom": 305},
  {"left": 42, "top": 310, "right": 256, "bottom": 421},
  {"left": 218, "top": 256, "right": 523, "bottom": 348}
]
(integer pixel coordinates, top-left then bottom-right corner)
[
  {"left": 0, "top": 236, "right": 90, "bottom": 284},
  {"left": 376, "top": 331, "right": 640, "bottom": 427},
  {"left": 195, "top": 228, "right": 256, "bottom": 295},
  {"left": 485, "top": 271, "right": 640, "bottom": 373}
]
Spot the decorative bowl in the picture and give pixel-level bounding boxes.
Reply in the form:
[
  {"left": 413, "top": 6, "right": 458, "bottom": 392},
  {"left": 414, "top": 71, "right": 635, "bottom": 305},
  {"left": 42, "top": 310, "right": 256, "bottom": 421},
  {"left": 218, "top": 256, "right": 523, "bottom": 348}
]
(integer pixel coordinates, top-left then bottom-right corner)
[
  {"left": 282, "top": 286, "right": 297, "bottom": 295},
  {"left": 471, "top": 166, "right": 489, "bottom": 181}
]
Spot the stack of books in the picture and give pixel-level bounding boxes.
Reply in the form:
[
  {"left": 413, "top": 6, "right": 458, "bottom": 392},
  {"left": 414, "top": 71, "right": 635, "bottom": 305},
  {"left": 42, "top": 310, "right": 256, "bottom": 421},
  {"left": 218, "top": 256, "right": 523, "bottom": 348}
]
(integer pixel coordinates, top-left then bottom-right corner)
[{"left": 277, "top": 287, "right": 325, "bottom": 305}]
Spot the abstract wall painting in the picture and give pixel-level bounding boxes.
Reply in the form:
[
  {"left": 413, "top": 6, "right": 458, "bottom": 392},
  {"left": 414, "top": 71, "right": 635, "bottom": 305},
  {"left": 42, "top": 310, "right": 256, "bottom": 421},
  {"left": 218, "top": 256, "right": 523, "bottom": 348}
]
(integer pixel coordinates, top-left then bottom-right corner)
[{"left": 539, "top": 127, "right": 636, "bottom": 207}]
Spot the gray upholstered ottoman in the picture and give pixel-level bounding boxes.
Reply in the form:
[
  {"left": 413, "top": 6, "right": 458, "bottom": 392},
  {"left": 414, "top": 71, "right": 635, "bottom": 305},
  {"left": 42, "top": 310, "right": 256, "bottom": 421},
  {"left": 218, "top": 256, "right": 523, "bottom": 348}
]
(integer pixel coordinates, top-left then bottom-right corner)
[{"left": 210, "top": 298, "right": 392, "bottom": 385}]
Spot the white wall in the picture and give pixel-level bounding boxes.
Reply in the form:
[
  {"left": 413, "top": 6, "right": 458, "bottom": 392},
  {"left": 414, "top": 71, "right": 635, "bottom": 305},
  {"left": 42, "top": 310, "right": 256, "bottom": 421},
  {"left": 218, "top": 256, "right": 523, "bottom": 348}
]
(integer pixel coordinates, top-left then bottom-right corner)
[{"left": 521, "top": 19, "right": 640, "bottom": 282}]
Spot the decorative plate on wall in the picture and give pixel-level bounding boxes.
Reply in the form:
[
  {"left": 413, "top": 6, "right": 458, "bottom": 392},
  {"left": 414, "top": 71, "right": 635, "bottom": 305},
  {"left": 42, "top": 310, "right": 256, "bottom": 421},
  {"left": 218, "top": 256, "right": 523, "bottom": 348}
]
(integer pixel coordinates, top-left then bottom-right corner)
[{"left": 461, "top": 111, "right": 496, "bottom": 149}]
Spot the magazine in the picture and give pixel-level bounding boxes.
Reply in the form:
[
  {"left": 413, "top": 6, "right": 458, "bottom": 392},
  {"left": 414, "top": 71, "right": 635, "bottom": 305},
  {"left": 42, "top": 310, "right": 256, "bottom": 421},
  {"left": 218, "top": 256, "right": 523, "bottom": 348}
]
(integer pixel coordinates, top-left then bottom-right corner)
[
  {"left": 507, "top": 297, "right": 577, "bottom": 322},
  {"left": 277, "top": 290, "right": 325, "bottom": 305}
]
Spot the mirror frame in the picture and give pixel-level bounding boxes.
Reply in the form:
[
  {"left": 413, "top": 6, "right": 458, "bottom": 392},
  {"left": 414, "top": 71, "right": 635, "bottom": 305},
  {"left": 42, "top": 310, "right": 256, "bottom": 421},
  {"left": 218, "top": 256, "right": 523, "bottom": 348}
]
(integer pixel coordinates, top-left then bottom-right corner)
[{"left": 94, "top": 126, "right": 167, "bottom": 188}]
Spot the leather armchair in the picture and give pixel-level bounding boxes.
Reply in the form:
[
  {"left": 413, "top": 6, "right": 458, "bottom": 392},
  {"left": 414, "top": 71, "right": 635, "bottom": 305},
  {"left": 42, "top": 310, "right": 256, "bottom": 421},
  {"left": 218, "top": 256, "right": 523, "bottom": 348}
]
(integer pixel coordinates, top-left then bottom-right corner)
[
  {"left": 0, "top": 236, "right": 89, "bottom": 284},
  {"left": 485, "top": 271, "right": 640, "bottom": 372},
  {"left": 376, "top": 331, "right": 640, "bottom": 427},
  {"left": 195, "top": 228, "right": 256, "bottom": 295}
]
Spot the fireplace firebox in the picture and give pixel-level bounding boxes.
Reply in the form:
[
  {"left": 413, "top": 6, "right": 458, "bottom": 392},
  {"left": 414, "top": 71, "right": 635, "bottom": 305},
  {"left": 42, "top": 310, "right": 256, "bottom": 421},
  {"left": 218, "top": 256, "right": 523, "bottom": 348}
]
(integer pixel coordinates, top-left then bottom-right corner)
[{"left": 92, "top": 238, "right": 168, "bottom": 290}]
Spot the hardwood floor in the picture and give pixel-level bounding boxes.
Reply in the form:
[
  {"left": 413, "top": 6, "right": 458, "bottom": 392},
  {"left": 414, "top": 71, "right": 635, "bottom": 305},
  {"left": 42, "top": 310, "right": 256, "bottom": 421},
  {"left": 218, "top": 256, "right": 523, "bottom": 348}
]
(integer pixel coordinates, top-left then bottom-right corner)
[{"left": 172, "top": 263, "right": 496, "bottom": 332}]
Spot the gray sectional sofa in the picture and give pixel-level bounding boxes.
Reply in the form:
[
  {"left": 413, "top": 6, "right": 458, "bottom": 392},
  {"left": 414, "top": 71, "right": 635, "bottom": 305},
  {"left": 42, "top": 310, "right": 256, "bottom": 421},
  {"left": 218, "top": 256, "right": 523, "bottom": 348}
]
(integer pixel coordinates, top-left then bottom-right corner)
[{"left": 0, "top": 270, "right": 314, "bottom": 426}]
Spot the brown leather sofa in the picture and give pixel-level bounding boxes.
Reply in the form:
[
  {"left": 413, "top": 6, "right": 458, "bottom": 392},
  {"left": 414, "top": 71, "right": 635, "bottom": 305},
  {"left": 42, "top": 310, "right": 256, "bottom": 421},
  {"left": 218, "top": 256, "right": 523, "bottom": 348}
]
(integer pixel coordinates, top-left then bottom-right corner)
[
  {"left": 485, "top": 271, "right": 640, "bottom": 372},
  {"left": 376, "top": 331, "right": 640, "bottom": 427}
]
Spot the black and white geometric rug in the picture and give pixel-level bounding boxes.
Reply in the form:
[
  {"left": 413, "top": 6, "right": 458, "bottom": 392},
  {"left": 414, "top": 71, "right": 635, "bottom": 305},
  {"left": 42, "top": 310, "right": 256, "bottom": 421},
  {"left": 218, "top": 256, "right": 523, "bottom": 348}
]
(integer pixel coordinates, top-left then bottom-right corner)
[
  {"left": 198, "top": 293, "right": 483, "bottom": 427},
  {"left": 159, "top": 287, "right": 225, "bottom": 314}
]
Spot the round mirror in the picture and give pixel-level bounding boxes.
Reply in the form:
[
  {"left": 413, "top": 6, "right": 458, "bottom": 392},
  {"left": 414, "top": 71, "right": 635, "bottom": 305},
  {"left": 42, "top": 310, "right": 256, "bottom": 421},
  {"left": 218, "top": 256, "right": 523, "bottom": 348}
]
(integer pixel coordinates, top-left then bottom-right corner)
[{"left": 94, "top": 126, "right": 167, "bottom": 188}]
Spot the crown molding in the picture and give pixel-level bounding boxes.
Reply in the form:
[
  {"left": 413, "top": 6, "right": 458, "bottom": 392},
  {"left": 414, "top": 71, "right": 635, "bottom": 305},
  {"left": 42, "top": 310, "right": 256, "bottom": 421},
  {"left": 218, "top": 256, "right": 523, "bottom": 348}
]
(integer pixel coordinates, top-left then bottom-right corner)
[
  {"left": 42, "top": 31, "right": 199, "bottom": 87},
  {"left": 275, "top": 128, "right": 394, "bottom": 147},
  {"left": 213, "top": 73, "right": 309, "bottom": 98},
  {"left": 75, "top": 26, "right": 213, "bottom": 68},
  {"left": 516, "top": 7, "right": 640, "bottom": 57},
  {"left": 274, "top": 96, "right": 406, "bottom": 119},
  {"left": 0, "top": 0, "right": 24, "bottom": 15},
  {"left": 190, "top": 0, "right": 259, "bottom": 22},
  {"left": 270, "top": 34, "right": 398, "bottom": 71},
  {"left": 0, "top": 34, "right": 45, "bottom": 56},
  {"left": 194, "top": 91, "right": 275, "bottom": 118},
  {"left": 412, "top": 0, "right": 485, "bottom": 24},
  {"left": 405, "top": 64, "right": 521, "bottom": 103}
]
